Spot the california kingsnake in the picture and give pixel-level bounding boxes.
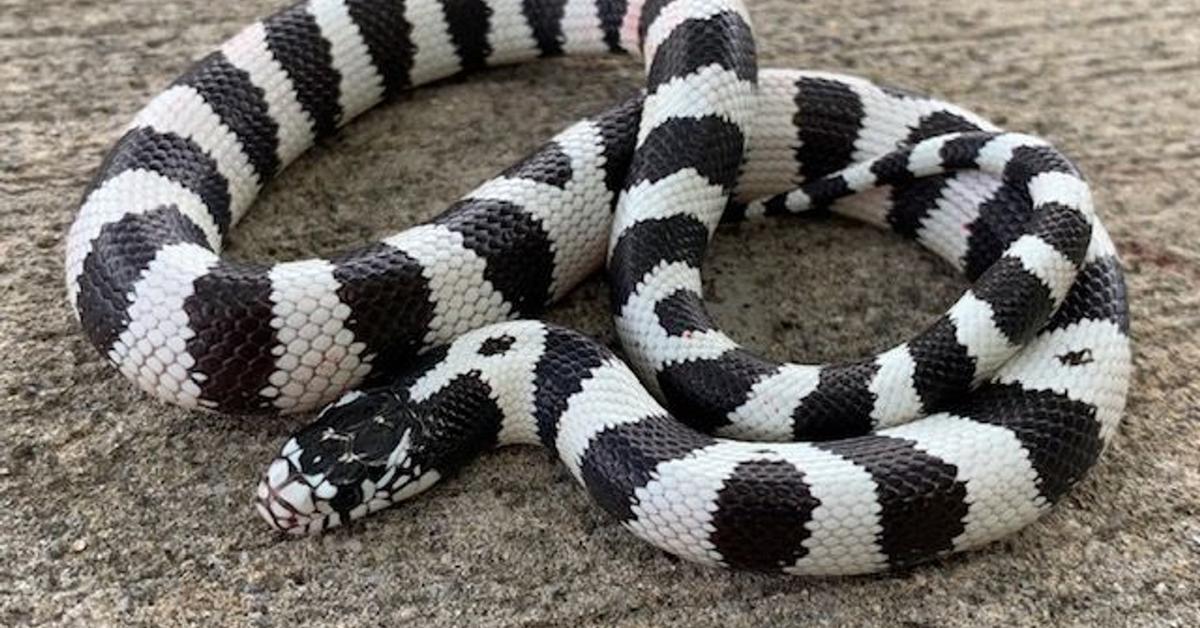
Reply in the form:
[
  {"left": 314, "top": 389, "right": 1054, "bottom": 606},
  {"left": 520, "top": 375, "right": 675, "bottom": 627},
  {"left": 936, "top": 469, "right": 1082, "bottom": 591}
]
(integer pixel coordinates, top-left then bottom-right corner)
[{"left": 65, "top": 0, "right": 1131, "bottom": 574}]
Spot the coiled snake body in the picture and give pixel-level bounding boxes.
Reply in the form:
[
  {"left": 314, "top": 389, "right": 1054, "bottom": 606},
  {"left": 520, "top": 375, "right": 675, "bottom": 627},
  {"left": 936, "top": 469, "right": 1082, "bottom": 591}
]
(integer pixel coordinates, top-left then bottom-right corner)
[{"left": 66, "top": 0, "right": 1131, "bottom": 574}]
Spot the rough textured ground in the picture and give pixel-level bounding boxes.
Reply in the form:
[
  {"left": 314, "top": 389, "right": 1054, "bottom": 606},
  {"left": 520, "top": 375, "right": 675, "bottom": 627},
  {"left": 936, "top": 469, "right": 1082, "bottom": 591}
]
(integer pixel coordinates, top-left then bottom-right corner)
[{"left": 2, "top": 0, "right": 1198, "bottom": 626}]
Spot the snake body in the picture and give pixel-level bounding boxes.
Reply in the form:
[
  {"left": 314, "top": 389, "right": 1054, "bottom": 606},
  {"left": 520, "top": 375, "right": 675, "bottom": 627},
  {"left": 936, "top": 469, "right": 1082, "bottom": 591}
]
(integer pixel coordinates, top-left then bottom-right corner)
[{"left": 66, "top": 0, "right": 1131, "bottom": 574}]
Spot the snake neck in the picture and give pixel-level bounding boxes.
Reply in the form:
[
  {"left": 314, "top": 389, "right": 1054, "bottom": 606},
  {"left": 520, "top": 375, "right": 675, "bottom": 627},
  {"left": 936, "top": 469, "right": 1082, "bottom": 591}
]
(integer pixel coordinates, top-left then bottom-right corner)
[{"left": 256, "top": 321, "right": 596, "bottom": 533}]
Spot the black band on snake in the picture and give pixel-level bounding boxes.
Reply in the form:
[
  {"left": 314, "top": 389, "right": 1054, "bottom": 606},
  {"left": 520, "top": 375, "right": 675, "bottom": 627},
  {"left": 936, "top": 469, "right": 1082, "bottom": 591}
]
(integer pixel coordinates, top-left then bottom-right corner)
[{"left": 65, "top": 0, "right": 1131, "bottom": 574}]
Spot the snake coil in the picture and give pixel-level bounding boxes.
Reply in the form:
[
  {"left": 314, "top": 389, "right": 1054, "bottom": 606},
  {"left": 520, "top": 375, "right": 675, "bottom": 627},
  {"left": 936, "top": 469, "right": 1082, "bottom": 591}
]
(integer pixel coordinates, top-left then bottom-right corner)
[{"left": 66, "top": 0, "right": 1130, "bottom": 574}]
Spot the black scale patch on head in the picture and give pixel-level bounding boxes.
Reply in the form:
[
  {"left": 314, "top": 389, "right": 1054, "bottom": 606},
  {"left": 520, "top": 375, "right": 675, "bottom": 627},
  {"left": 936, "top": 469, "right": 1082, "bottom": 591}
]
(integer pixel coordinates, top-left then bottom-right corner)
[
  {"left": 479, "top": 334, "right": 516, "bottom": 356},
  {"left": 443, "top": 0, "right": 493, "bottom": 72},
  {"left": 790, "top": 361, "right": 879, "bottom": 440},
  {"left": 345, "top": 0, "right": 416, "bottom": 98},
  {"left": 77, "top": 206, "right": 212, "bottom": 354},
  {"left": 175, "top": 51, "right": 281, "bottom": 181},
  {"left": 953, "top": 383, "right": 1101, "bottom": 504},
  {"left": 90, "top": 128, "right": 233, "bottom": 235},
  {"left": 300, "top": 392, "right": 415, "bottom": 483},
  {"left": 792, "top": 77, "right": 863, "bottom": 180},
  {"left": 608, "top": 213, "right": 709, "bottom": 308},
  {"left": 303, "top": 370, "right": 505, "bottom": 505},
  {"left": 263, "top": 4, "right": 342, "bottom": 138},
  {"left": 434, "top": 198, "right": 555, "bottom": 317},
  {"left": 331, "top": 243, "right": 436, "bottom": 376},
  {"left": 326, "top": 478, "right": 365, "bottom": 514},
  {"left": 297, "top": 391, "right": 422, "bottom": 515},
  {"left": 577, "top": 413, "right": 716, "bottom": 522},
  {"left": 532, "top": 327, "right": 612, "bottom": 446},
  {"left": 643, "top": 12, "right": 756, "bottom": 91},
  {"left": 501, "top": 141, "right": 574, "bottom": 188},
  {"left": 348, "top": 408, "right": 417, "bottom": 465},
  {"left": 657, "top": 349, "right": 776, "bottom": 434},
  {"left": 183, "top": 260, "right": 278, "bottom": 414},
  {"left": 817, "top": 436, "right": 969, "bottom": 569},
  {"left": 906, "top": 317, "right": 977, "bottom": 412},
  {"left": 709, "top": 459, "right": 818, "bottom": 571},
  {"left": 521, "top": 0, "right": 568, "bottom": 57}
]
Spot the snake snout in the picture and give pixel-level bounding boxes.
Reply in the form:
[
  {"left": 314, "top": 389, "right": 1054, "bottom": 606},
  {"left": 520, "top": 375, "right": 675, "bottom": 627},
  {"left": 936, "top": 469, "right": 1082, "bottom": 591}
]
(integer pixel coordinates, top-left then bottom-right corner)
[
  {"left": 254, "top": 439, "right": 384, "bottom": 535},
  {"left": 255, "top": 455, "right": 323, "bottom": 534}
]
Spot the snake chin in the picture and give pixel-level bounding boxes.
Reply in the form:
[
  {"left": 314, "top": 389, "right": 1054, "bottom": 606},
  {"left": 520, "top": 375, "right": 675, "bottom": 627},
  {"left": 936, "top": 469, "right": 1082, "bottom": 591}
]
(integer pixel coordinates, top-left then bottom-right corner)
[{"left": 254, "top": 389, "right": 443, "bottom": 535}]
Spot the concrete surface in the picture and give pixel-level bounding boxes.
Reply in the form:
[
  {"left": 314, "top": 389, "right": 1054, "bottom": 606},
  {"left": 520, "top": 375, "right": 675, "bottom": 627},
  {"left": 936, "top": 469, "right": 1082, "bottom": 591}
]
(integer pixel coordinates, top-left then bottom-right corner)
[{"left": 2, "top": 0, "right": 1198, "bottom": 626}]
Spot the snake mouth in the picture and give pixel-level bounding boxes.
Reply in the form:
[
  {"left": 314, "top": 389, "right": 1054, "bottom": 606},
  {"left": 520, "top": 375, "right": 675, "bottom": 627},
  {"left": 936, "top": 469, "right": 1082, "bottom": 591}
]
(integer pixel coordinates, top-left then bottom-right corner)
[{"left": 255, "top": 457, "right": 331, "bottom": 535}]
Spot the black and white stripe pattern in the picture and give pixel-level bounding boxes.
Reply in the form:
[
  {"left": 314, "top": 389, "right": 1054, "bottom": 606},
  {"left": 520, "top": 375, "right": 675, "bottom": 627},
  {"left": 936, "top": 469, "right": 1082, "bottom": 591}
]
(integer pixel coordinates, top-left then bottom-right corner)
[
  {"left": 613, "top": 89, "right": 1100, "bottom": 442},
  {"left": 258, "top": 255, "right": 1128, "bottom": 572},
  {"left": 67, "top": 0, "right": 659, "bottom": 414},
  {"left": 68, "top": 0, "right": 1131, "bottom": 574}
]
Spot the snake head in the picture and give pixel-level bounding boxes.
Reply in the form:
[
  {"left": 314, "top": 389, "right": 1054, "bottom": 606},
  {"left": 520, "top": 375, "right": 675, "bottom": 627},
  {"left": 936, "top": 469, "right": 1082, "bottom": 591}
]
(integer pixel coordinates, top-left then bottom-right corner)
[{"left": 255, "top": 388, "right": 441, "bottom": 535}]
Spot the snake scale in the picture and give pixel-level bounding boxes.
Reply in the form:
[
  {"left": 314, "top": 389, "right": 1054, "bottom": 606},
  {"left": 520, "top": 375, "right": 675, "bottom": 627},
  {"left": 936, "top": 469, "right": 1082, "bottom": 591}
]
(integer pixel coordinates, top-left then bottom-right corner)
[{"left": 65, "top": 0, "right": 1131, "bottom": 575}]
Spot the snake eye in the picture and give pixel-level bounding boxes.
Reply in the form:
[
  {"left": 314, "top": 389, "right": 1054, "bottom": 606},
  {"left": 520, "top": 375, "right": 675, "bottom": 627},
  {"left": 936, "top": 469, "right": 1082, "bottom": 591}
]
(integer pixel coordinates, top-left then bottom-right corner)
[{"left": 479, "top": 334, "right": 516, "bottom": 356}]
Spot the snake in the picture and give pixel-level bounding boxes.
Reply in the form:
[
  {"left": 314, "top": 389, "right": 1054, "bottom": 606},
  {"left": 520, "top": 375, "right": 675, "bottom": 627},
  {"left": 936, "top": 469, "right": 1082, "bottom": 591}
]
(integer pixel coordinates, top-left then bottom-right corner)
[{"left": 64, "top": 0, "right": 1132, "bottom": 575}]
